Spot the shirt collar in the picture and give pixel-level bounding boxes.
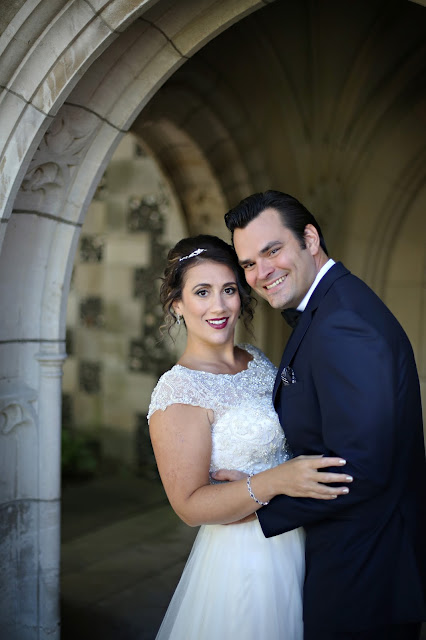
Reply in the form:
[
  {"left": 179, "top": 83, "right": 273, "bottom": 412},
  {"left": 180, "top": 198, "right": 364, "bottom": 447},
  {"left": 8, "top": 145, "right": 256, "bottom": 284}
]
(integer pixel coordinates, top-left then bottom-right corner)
[{"left": 297, "top": 259, "right": 335, "bottom": 311}]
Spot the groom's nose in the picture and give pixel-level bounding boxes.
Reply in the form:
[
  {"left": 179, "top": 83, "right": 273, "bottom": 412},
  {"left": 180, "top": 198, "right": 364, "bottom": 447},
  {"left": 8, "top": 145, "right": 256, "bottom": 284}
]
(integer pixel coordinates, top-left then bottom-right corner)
[{"left": 257, "top": 258, "right": 274, "bottom": 282}]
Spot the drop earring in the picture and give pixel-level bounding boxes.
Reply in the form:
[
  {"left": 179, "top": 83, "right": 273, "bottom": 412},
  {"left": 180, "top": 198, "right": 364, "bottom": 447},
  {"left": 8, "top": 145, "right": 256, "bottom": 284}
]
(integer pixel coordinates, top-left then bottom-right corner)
[{"left": 176, "top": 314, "right": 181, "bottom": 325}]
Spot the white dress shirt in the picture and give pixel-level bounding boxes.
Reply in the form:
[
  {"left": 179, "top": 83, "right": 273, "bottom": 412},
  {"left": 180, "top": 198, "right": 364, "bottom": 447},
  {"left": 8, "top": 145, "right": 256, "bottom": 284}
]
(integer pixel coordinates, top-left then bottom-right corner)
[{"left": 297, "top": 259, "right": 335, "bottom": 312}]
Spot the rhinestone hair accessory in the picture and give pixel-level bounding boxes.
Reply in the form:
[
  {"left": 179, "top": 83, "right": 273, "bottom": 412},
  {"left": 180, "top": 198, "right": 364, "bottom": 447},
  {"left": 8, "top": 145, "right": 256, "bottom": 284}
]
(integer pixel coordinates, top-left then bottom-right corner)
[{"left": 179, "top": 248, "right": 207, "bottom": 262}]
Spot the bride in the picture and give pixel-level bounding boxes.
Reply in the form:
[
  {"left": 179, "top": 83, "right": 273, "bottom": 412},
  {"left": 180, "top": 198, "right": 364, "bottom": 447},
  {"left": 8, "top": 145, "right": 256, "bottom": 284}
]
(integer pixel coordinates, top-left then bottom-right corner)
[{"left": 148, "top": 234, "right": 350, "bottom": 639}]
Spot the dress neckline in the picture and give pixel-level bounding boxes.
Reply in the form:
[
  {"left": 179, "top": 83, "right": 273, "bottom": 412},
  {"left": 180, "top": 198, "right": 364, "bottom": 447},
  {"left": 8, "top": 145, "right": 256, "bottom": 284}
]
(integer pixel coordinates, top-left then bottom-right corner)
[{"left": 174, "top": 344, "right": 256, "bottom": 377}]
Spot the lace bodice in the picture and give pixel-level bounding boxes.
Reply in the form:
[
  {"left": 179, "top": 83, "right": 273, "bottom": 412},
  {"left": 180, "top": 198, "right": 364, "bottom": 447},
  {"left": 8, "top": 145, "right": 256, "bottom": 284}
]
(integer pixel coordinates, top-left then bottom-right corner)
[{"left": 148, "top": 344, "right": 291, "bottom": 475}]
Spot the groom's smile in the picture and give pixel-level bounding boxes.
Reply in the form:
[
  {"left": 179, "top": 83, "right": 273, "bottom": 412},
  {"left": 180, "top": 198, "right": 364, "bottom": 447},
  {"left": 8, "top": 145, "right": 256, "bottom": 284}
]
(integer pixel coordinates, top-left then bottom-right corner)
[{"left": 265, "top": 275, "right": 287, "bottom": 290}]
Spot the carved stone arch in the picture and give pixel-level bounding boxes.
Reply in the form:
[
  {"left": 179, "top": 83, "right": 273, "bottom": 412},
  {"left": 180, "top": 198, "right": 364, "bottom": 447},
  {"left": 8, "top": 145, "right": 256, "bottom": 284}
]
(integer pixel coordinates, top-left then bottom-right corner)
[
  {"left": 133, "top": 118, "right": 229, "bottom": 237},
  {"left": 0, "top": 2, "right": 272, "bottom": 638},
  {"left": 136, "top": 60, "right": 270, "bottom": 205},
  {"left": 131, "top": 59, "right": 271, "bottom": 236},
  {"left": 0, "top": 0, "right": 268, "bottom": 233},
  {"left": 6, "top": 1, "right": 269, "bottom": 343}
]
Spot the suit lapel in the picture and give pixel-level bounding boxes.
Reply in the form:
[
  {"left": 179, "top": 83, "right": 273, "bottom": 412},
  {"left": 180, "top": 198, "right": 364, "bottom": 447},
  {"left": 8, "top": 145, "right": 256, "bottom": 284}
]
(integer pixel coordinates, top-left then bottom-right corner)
[
  {"left": 273, "top": 262, "right": 349, "bottom": 402},
  {"left": 273, "top": 308, "right": 313, "bottom": 400}
]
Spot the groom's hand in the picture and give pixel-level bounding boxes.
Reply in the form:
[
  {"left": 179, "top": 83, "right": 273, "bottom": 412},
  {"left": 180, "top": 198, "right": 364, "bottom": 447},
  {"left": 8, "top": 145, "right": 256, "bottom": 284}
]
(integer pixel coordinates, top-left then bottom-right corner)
[{"left": 211, "top": 469, "right": 248, "bottom": 482}]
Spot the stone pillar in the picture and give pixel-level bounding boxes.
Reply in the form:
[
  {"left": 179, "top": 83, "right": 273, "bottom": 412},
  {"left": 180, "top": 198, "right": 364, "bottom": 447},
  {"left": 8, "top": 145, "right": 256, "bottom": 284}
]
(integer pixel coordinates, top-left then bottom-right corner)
[
  {"left": 0, "top": 345, "right": 66, "bottom": 640},
  {"left": 35, "top": 346, "right": 67, "bottom": 640}
]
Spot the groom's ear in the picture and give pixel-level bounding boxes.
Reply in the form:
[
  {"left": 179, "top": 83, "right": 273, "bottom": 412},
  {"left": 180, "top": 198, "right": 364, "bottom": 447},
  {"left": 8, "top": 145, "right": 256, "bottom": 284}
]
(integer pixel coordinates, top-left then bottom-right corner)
[{"left": 304, "top": 224, "right": 320, "bottom": 256}]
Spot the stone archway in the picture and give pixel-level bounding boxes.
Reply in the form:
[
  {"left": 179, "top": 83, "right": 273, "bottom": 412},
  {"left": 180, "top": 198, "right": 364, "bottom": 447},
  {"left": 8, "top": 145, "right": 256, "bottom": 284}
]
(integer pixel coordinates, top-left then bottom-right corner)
[
  {"left": 136, "top": 118, "right": 230, "bottom": 237},
  {"left": 1, "top": 1, "right": 426, "bottom": 637},
  {"left": 0, "top": 2, "right": 269, "bottom": 638}
]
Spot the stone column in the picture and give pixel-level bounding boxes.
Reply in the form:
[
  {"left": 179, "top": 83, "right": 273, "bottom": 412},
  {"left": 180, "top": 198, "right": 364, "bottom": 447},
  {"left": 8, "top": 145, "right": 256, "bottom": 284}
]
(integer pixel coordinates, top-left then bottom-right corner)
[
  {"left": 35, "top": 346, "right": 67, "bottom": 640},
  {"left": 0, "top": 344, "right": 66, "bottom": 640}
]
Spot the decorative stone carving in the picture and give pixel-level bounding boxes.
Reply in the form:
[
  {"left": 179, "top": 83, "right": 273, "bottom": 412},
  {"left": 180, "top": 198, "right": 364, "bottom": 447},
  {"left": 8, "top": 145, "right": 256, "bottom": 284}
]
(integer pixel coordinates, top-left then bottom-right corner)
[
  {"left": 0, "top": 382, "right": 37, "bottom": 435},
  {"left": 79, "top": 361, "right": 101, "bottom": 394},
  {"left": 127, "top": 196, "right": 165, "bottom": 234},
  {"left": 80, "top": 235, "right": 105, "bottom": 262},
  {"left": 16, "top": 105, "right": 101, "bottom": 215},
  {"left": 128, "top": 333, "right": 171, "bottom": 375},
  {"left": 126, "top": 196, "right": 173, "bottom": 375},
  {"left": 133, "top": 266, "right": 162, "bottom": 297},
  {"left": 79, "top": 296, "right": 105, "bottom": 328}
]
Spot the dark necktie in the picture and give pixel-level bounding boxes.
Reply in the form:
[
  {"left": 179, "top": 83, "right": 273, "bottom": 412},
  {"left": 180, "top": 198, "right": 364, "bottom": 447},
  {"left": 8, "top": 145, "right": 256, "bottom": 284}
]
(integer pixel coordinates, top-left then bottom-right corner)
[{"left": 281, "top": 308, "right": 302, "bottom": 329}]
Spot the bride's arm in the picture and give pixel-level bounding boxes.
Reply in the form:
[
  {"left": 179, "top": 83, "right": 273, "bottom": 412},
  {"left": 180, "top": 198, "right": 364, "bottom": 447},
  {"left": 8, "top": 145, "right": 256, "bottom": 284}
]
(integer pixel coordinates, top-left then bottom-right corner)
[{"left": 149, "top": 403, "right": 351, "bottom": 527}]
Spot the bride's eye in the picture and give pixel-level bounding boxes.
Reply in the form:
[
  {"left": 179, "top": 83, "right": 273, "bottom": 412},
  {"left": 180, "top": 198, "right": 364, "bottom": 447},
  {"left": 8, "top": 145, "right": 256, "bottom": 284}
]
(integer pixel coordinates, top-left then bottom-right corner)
[
  {"left": 196, "top": 289, "right": 208, "bottom": 297},
  {"left": 224, "top": 287, "right": 237, "bottom": 295}
]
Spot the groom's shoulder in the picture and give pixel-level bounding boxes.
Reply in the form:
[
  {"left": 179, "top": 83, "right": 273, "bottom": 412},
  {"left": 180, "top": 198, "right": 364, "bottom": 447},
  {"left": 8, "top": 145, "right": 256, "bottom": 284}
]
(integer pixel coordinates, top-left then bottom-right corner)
[
  {"left": 313, "top": 262, "right": 367, "bottom": 310},
  {"left": 326, "top": 264, "right": 404, "bottom": 331},
  {"left": 329, "top": 262, "right": 380, "bottom": 300}
]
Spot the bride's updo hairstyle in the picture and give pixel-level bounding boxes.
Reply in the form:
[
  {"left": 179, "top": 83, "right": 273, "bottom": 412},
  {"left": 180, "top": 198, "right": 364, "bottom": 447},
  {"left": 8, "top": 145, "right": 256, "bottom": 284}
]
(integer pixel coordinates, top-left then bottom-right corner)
[{"left": 160, "top": 234, "right": 254, "bottom": 335}]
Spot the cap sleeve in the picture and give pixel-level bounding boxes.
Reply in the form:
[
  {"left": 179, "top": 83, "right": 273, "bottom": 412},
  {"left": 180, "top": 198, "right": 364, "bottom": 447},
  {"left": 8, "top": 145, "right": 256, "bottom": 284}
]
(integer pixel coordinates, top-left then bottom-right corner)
[
  {"left": 239, "top": 343, "right": 277, "bottom": 376},
  {"left": 147, "top": 367, "right": 212, "bottom": 421}
]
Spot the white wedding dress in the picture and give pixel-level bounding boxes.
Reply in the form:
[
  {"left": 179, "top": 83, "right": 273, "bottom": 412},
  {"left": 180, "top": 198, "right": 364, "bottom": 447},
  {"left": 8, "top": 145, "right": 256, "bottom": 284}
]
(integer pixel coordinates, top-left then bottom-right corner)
[{"left": 148, "top": 344, "right": 305, "bottom": 639}]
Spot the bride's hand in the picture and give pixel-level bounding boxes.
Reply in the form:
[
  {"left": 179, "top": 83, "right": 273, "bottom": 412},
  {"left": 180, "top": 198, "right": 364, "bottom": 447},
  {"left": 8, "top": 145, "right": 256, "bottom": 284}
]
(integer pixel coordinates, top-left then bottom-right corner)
[
  {"left": 273, "top": 455, "right": 352, "bottom": 499},
  {"left": 211, "top": 469, "right": 248, "bottom": 482},
  {"left": 224, "top": 513, "right": 257, "bottom": 525}
]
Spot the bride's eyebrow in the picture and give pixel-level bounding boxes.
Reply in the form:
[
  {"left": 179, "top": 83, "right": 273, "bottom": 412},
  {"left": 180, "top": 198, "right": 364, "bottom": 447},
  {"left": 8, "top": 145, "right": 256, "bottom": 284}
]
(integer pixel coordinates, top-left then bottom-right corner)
[{"left": 191, "top": 281, "right": 237, "bottom": 291}]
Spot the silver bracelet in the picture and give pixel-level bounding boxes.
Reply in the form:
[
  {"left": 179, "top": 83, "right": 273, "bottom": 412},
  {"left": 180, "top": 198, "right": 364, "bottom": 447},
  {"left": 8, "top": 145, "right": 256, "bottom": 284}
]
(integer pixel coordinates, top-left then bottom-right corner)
[{"left": 247, "top": 473, "right": 269, "bottom": 506}]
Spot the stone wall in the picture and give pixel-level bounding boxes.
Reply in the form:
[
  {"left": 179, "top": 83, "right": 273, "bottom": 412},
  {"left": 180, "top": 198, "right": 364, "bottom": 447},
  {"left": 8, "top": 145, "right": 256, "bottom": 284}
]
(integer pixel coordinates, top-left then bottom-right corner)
[{"left": 63, "top": 134, "right": 187, "bottom": 472}]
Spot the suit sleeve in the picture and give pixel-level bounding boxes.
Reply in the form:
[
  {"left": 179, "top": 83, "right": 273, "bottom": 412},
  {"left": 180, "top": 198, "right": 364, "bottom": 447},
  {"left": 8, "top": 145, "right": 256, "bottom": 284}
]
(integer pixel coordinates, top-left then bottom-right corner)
[{"left": 258, "top": 307, "right": 399, "bottom": 537}]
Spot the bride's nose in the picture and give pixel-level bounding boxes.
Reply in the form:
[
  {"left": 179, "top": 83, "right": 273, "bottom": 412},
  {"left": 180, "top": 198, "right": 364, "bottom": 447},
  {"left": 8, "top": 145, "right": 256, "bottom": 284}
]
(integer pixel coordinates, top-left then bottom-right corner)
[{"left": 210, "top": 291, "right": 227, "bottom": 313}]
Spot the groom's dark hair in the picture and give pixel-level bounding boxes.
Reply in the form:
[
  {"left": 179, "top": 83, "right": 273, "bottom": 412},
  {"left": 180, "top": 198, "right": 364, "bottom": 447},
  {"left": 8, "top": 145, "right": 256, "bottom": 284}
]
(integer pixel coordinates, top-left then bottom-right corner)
[{"left": 224, "top": 190, "right": 328, "bottom": 256}]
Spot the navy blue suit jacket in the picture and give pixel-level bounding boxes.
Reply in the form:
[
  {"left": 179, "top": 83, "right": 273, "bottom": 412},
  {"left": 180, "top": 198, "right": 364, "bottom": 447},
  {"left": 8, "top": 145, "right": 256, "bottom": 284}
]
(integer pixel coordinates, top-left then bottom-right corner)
[{"left": 257, "top": 262, "right": 426, "bottom": 632}]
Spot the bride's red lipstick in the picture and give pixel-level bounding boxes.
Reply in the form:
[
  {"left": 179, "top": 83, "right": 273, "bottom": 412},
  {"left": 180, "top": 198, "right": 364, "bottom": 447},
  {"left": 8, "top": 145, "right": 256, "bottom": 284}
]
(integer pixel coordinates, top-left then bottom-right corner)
[{"left": 206, "top": 317, "right": 229, "bottom": 329}]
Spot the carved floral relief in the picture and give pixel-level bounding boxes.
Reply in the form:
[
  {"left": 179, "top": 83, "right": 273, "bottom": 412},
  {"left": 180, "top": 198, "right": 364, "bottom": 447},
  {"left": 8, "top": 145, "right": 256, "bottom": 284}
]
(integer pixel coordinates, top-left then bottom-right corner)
[{"left": 0, "top": 384, "right": 37, "bottom": 434}]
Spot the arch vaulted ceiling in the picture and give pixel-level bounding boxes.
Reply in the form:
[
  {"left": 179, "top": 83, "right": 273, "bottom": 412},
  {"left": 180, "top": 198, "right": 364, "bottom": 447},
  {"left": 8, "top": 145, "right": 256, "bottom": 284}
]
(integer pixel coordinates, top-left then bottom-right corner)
[
  {"left": 137, "top": 0, "right": 426, "bottom": 265},
  {"left": 0, "top": 1, "right": 425, "bottom": 638},
  {"left": 135, "top": 0, "right": 426, "bottom": 362}
]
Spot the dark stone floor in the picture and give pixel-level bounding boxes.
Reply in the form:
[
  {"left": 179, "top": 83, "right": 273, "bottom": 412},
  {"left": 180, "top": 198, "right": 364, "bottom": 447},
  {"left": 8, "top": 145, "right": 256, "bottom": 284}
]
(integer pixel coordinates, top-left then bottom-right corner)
[
  {"left": 61, "top": 474, "right": 197, "bottom": 640},
  {"left": 61, "top": 474, "right": 426, "bottom": 640}
]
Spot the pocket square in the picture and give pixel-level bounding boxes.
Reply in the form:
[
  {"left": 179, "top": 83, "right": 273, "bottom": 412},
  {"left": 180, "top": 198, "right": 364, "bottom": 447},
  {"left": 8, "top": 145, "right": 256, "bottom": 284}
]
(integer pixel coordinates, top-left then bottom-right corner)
[{"left": 281, "top": 365, "right": 296, "bottom": 385}]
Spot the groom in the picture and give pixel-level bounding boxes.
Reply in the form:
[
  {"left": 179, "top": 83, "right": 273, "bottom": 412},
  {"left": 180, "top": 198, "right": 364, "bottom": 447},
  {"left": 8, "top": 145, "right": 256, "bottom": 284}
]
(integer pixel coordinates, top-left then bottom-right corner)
[{"left": 223, "top": 191, "right": 426, "bottom": 640}]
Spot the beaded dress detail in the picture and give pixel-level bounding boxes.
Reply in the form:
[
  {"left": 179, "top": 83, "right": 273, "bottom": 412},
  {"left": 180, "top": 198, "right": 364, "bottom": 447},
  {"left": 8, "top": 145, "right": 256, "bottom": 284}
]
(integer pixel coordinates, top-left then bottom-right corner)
[
  {"left": 148, "top": 344, "right": 304, "bottom": 640},
  {"left": 148, "top": 344, "right": 291, "bottom": 475}
]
